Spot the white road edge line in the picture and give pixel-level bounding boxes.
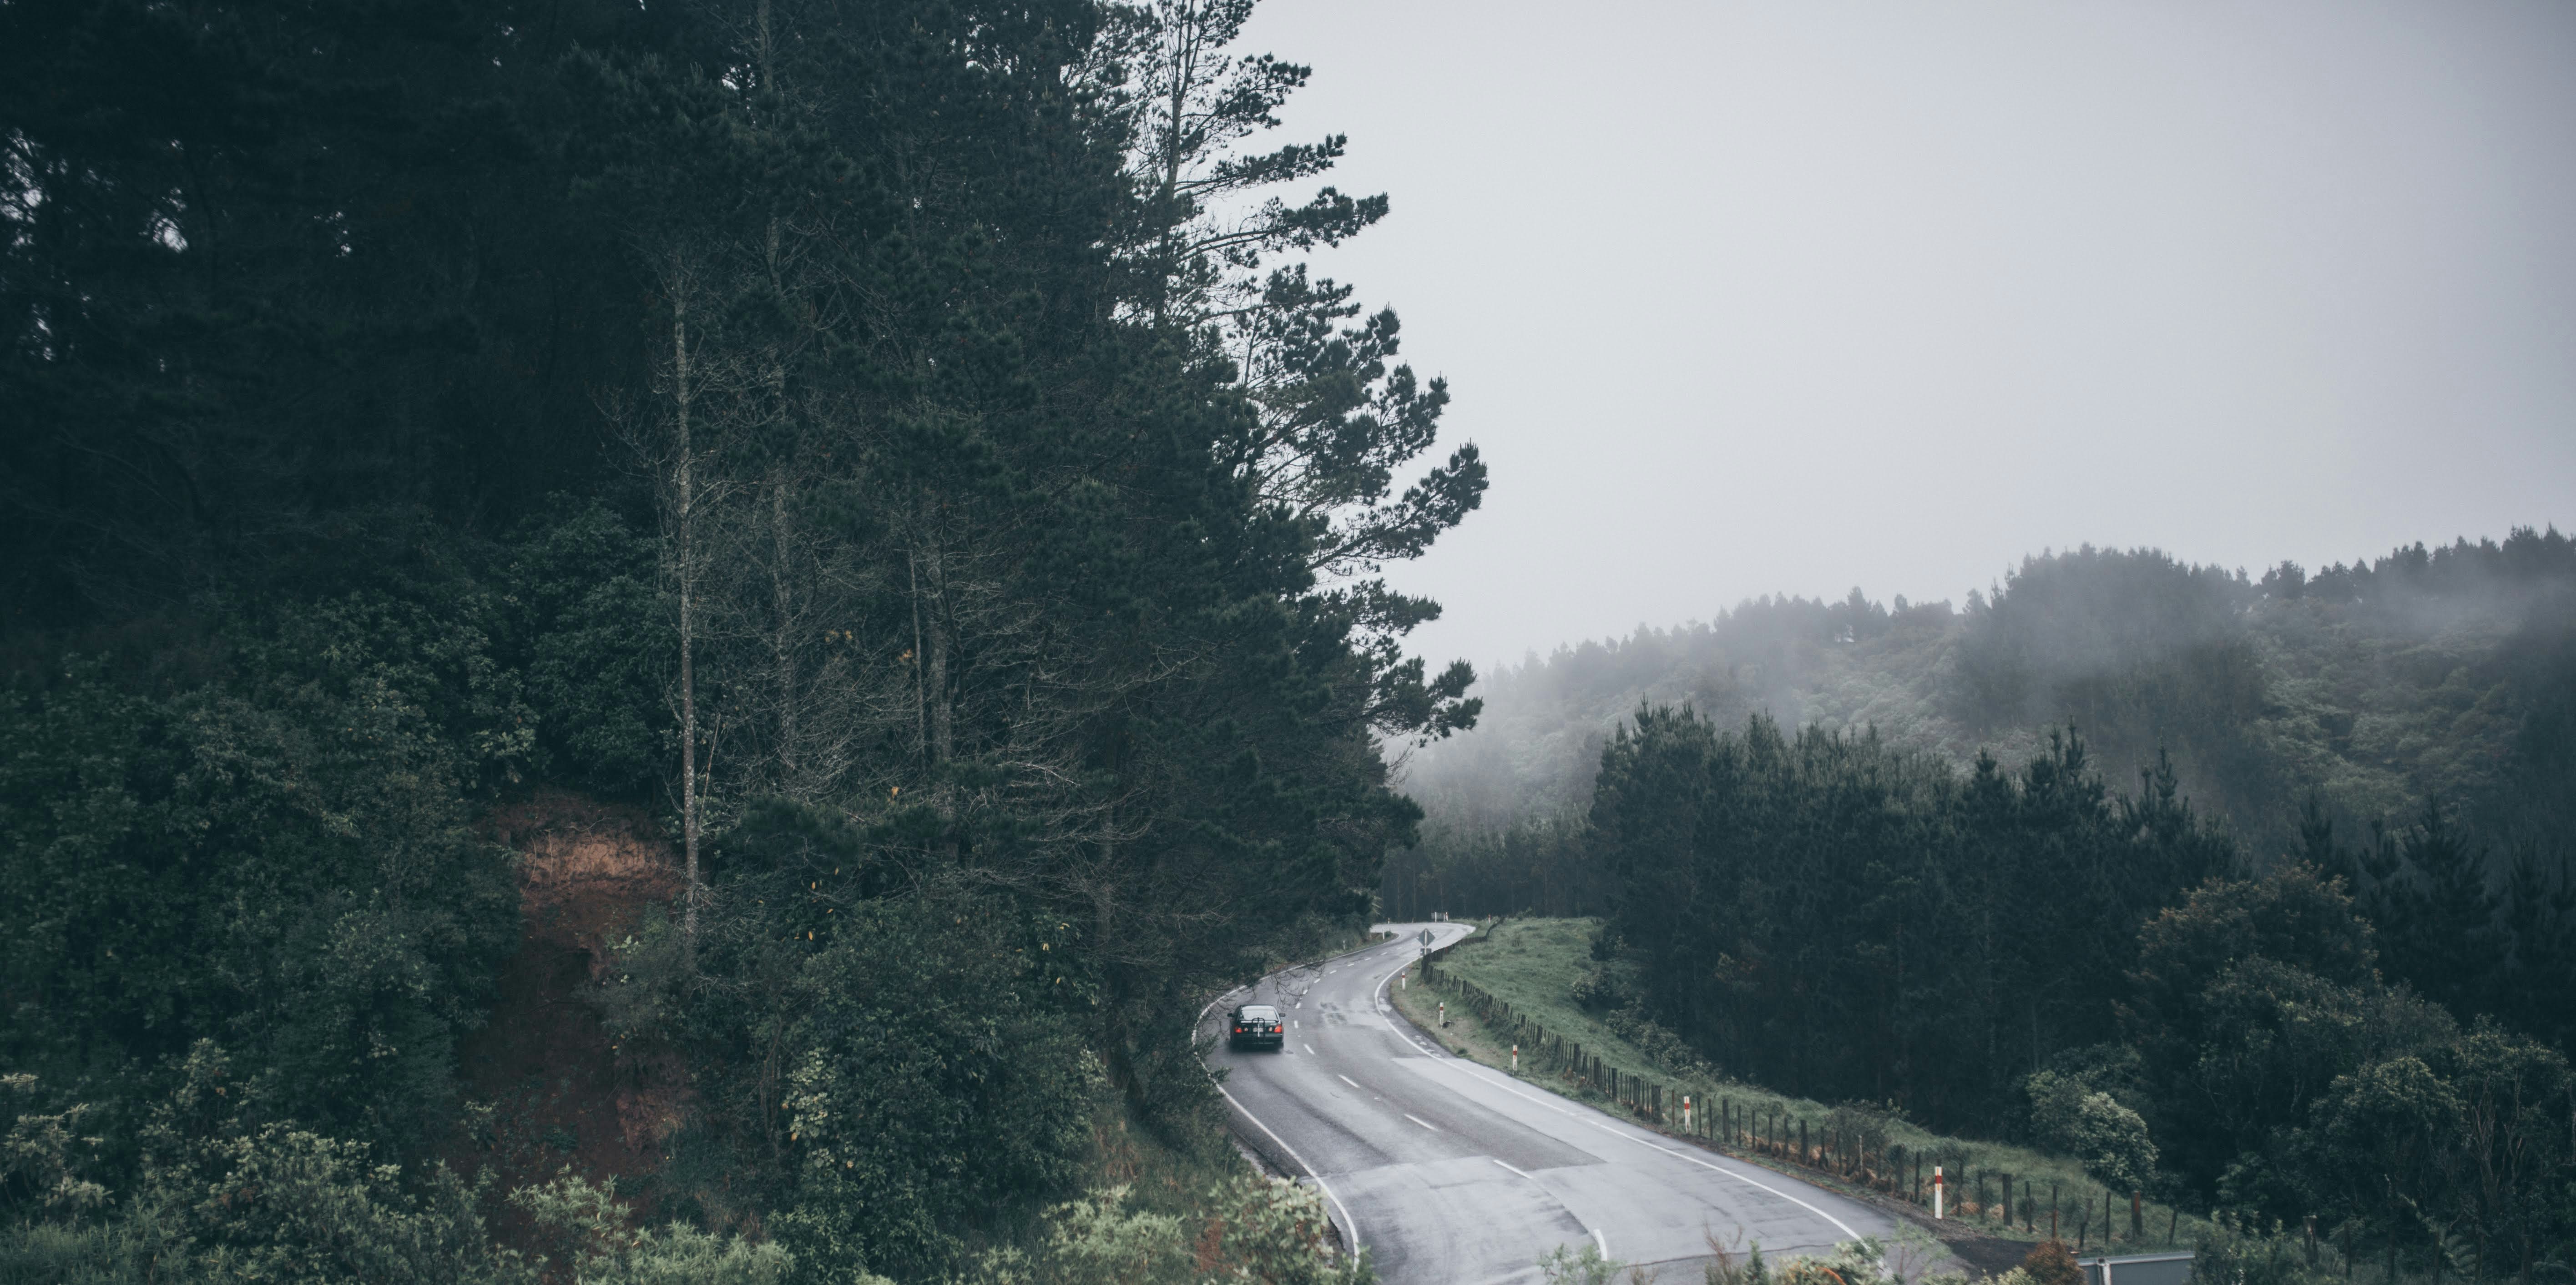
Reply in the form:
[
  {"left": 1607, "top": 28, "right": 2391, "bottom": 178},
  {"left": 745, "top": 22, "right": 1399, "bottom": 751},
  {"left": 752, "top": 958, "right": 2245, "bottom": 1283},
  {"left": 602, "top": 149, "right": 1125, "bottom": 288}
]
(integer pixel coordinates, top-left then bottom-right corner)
[
  {"left": 1216, "top": 1082, "right": 1361, "bottom": 1254},
  {"left": 1594, "top": 1227, "right": 1609, "bottom": 1257},
  {"left": 1369, "top": 927, "right": 1470, "bottom": 1058},
  {"left": 1439, "top": 1059, "right": 1864, "bottom": 1242},
  {"left": 1194, "top": 942, "right": 1406, "bottom": 1255},
  {"left": 1362, "top": 926, "right": 1863, "bottom": 1245},
  {"left": 1403, "top": 1113, "right": 1439, "bottom": 1131},
  {"left": 1491, "top": 1155, "right": 1606, "bottom": 1259}
]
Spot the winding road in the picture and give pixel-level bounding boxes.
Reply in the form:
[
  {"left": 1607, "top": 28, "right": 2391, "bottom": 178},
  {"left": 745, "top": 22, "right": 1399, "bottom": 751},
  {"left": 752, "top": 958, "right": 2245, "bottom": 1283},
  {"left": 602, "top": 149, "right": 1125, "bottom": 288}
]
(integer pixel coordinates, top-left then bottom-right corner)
[{"left": 1205, "top": 922, "right": 1908, "bottom": 1285}]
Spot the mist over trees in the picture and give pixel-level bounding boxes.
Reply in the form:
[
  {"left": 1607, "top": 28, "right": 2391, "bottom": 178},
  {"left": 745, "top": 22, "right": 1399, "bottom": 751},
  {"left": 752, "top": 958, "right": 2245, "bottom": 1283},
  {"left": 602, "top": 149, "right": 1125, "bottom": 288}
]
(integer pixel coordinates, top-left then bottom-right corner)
[
  {"left": 3, "top": 0, "right": 1474, "bottom": 1278},
  {"left": 1402, "top": 530, "right": 2576, "bottom": 875},
  {"left": 1399, "top": 529, "right": 2576, "bottom": 1265}
]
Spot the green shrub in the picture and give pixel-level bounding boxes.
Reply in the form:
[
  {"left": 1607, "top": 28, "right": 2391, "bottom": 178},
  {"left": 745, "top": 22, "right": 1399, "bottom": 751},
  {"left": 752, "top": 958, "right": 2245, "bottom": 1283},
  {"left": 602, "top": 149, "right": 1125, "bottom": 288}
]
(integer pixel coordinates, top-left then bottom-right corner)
[
  {"left": 756, "top": 896, "right": 1105, "bottom": 1281},
  {"left": 512, "top": 1175, "right": 793, "bottom": 1285},
  {"left": 960, "top": 1175, "right": 1369, "bottom": 1285},
  {"left": 2026, "top": 1071, "right": 2158, "bottom": 1191},
  {"left": 1, "top": 625, "right": 518, "bottom": 1165}
]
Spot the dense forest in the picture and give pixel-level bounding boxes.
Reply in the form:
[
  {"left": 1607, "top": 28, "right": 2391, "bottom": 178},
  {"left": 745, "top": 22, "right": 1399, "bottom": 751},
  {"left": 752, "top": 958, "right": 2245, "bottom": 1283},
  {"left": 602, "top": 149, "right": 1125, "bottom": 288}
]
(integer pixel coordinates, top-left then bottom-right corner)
[
  {"left": 1390, "top": 532, "right": 2576, "bottom": 912},
  {"left": 0, "top": 0, "right": 1477, "bottom": 1280},
  {"left": 1394, "top": 534, "right": 2576, "bottom": 1275}
]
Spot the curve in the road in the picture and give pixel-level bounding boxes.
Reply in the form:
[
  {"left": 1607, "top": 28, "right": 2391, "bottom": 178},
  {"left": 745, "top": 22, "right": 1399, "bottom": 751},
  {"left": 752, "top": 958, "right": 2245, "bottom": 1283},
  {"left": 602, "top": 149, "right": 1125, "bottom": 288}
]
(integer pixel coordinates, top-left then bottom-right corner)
[{"left": 1205, "top": 924, "right": 1907, "bottom": 1285}]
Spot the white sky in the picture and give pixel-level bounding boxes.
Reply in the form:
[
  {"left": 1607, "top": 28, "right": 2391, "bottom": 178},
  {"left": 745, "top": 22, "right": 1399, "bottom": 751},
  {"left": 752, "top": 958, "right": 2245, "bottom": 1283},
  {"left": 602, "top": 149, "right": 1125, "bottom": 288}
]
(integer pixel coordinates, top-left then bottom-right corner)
[{"left": 1237, "top": 0, "right": 2576, "bottom": 674}]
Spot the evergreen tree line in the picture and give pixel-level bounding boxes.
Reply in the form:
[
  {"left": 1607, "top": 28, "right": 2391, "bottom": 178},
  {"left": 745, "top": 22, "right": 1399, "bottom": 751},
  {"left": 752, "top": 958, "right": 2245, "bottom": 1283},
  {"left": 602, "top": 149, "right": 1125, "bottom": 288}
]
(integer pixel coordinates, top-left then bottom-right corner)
[
  {"left": 4, "top": 0, "right": 1474, "bottom": 1279},
  {"left": 1425, "top": 706, "right": 2576, "bottom": 1273},
  {"left": 1403, "top": 529, "right": 2576, "bottom": 861},
  {"left": 1377, "top": 810, "right": 1601, "bottom": 922}
]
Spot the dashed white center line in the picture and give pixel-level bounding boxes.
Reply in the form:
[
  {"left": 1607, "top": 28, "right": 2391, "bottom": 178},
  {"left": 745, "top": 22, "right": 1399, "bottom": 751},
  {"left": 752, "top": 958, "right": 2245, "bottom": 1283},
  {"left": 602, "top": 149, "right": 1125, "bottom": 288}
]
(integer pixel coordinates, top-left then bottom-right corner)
[
  {"left": 1337, "top": 1074, "right": 1361, "bottom": 1089},
  {"left": 1404, "top": 1113, "right": 1439, "bottom": 1131},
  {"left": 1305, "top": 1044, "right": 1316, "bottom": 1055}
]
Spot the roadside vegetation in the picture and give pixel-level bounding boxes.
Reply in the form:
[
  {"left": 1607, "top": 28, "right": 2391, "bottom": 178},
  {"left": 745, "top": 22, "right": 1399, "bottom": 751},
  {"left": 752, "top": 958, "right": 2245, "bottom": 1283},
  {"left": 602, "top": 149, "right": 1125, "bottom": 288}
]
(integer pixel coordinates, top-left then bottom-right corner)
[
  {"left": 1, "top": 0, "right": 1462, "bottom": 1280},
  {"left": 1388, "top": 537, "right": 2576, "bottom": 1282},
  {"left": 1392, "top": 920, "right": 2217, "bottom": 1261}
]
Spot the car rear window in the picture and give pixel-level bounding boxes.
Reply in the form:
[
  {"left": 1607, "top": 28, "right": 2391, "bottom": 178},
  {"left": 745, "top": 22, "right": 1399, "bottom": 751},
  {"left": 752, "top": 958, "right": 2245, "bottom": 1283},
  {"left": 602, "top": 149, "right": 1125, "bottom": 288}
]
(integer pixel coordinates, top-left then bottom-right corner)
[{"left": 1240, "top": 1006, "right": 1277, "bottom": 1019}]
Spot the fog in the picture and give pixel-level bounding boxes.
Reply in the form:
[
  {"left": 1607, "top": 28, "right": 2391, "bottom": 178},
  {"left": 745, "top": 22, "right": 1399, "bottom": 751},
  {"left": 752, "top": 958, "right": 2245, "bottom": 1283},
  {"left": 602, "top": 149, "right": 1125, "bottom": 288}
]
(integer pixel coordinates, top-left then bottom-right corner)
[{"left": 1239, "top": 0, "right": 2576, "bottom": 673}]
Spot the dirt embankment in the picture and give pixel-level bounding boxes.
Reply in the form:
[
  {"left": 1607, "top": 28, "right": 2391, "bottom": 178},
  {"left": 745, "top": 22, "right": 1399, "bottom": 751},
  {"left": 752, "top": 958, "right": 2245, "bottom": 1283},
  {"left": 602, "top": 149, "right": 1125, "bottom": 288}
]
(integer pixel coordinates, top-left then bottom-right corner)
[{"left": 445, "top": 791, "right": 690, "bottom": 1220}]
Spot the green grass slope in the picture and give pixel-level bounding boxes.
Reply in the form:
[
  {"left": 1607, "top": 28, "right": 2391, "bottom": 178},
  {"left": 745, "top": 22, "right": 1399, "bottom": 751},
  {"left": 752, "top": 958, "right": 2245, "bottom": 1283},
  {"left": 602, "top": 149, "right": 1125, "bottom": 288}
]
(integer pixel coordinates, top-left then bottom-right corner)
[{"left": 1393, "top": 919, "right": 2218, "bottom": 1261}]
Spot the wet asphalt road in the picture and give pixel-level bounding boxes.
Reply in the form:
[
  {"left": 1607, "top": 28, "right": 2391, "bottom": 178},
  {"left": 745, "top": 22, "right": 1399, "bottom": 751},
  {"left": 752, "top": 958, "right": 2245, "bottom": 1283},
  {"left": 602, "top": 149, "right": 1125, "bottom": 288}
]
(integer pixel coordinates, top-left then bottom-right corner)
[{"left": 1204, "top": 922, "right": 1906, "bottom": 1285}]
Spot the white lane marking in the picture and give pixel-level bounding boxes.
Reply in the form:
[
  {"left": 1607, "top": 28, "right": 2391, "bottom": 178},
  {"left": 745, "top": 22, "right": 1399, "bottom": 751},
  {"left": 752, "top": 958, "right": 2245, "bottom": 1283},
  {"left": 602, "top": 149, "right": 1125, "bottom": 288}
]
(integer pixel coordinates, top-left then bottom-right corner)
[
  {"left": 1369, "top": 927, "right": 1472, "bottom": 1058},
  {"left": 1350, "top": 926, "right": 1859, "bottom": 1241},
  {"left": 1430, "top": 1059, "right": 1864, "bottom": 1241},
  {"left": 1192, "top": 932, "right": 1449, "bottom": 1254},
  {"left": 1293, "top": 1020, "right": 1300, "bottom": 1028},
  {"left": 1492, "top": 1158, "right": 1532, "bottom": 1179},
  {"left": 1194, "top": 985, "right": 1248, "bottom": 1023},
  {"left": 1216, "top": 1082, "right": 1361, "bottom": 1253},
  {"left": 1306, "top": 1044, "right": 1316, "bottom": 1055},
  {"left": 1403, "top": 1113, "right": 1440, "bottom": 1131},
  {"left": 1594, "top": 1228, "right": 1609, "bottom": 1257},
  {"left": 1339, "top": 1074, "right": 1361, "bottom": 1089}
]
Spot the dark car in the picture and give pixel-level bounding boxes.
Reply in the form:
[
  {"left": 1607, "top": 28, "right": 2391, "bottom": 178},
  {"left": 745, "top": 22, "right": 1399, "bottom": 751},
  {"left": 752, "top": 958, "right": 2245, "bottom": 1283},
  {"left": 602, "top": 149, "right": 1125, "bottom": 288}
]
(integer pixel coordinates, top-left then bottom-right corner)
[{"left": 1227, "top": 1004, "right": 1283, "bottom": 1051}]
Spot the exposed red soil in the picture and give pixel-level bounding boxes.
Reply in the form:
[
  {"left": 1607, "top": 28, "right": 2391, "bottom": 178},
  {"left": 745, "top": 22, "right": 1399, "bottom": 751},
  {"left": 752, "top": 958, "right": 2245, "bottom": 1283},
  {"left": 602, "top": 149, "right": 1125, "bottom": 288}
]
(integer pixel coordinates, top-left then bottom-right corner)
[{"left": 443, "top": 791, "right": 691, "bottom": 1238}]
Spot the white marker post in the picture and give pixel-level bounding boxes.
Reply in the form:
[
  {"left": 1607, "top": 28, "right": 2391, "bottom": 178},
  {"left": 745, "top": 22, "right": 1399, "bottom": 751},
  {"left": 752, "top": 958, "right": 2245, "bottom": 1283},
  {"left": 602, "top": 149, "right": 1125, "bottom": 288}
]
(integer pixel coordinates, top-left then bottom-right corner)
[
  {"left": 1438, "top": 1001, "right": 1447, "bottom": 1027},
  {"left": 1683, "top": 1095, "right": 1692, "bottom": 1131},
  {"left": 1934, "top": 1165, "right": 1945, "bottom": 1220},
  {"left": 1511, "top": 1044, "right": 1519, "bottom": 1072}
]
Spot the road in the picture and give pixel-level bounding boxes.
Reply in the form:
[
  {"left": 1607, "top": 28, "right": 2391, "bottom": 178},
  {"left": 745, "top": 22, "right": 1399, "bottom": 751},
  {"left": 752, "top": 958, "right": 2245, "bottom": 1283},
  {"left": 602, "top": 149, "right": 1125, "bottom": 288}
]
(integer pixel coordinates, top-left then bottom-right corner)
[{"left": 1205, "top": 923, "right": 1909, "bottom": 1285}]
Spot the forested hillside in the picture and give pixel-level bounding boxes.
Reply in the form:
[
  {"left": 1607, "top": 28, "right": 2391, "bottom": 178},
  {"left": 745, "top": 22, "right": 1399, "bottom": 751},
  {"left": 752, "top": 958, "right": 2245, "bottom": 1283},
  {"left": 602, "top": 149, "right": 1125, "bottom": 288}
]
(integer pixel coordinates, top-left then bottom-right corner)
[
  {"left": 1388, "top": 535, "right": 2576, "bottom": 1276},
  {"left": 1391, "top": 532, "right": 2576, "bottom": 911},
  {"left": 0, "top": 1, "right": 1475, "bottom": 1280}
]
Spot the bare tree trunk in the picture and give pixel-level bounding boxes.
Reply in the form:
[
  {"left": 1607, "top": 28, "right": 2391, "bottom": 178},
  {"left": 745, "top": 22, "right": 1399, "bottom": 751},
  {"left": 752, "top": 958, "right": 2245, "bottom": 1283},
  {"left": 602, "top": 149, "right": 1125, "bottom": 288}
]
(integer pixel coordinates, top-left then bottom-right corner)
[
  {"left": 915, "top": 496, "right": 956, "bottom": 858},
  {"left": 909, "top": 545, "right": 929, "bottom": 764},
  {"left": 672, "top": 275, "right": 705, "bottom": 964},
  {"left": 770, "top": 472, "right": 797, "bottom": 785},
  {"left": 924, "top": 534, "right": 953, "bottom": 768},
  {"left": 756, "top": 0, "right": 775, "bottom": 87}
]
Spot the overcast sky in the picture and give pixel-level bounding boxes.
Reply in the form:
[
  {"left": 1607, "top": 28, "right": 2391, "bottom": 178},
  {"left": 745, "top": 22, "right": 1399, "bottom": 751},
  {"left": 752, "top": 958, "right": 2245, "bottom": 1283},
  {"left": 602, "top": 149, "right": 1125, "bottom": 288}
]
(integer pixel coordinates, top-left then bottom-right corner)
[{"left": 1236, "top": 0, "right": 2576, "bottom": 674}]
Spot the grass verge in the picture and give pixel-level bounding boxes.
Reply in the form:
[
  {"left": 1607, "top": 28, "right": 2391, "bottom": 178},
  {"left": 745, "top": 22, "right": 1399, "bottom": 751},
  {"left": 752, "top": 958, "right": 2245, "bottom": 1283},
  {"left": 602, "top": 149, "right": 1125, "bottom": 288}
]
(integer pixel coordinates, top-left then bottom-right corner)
[{"left": 1388, "top": 918, "right": 2218, "bottom": 1272}]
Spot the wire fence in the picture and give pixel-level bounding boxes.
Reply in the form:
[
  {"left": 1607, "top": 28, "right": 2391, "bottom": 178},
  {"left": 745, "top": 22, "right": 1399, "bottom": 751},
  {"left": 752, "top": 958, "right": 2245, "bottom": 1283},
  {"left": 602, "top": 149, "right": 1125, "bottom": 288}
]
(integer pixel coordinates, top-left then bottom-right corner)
[{"left": 1416, "top": 944, "right": 2197, "bottom": 1255}]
